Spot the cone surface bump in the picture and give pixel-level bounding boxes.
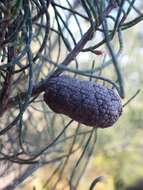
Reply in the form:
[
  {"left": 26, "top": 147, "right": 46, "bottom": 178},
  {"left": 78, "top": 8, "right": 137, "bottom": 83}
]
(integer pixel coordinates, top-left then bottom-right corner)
[{"left": 44, "top": 75, "right": 122, "bottom": 128}]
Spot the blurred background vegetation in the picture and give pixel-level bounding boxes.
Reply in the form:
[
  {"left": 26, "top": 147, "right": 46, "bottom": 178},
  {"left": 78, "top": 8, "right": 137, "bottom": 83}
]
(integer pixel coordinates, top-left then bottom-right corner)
[
  {"left": 17, "top": 21, "right": 143, "bottom": 190},
  {"left": 0, "top": 0, "right": 143, "bottom": 190}
]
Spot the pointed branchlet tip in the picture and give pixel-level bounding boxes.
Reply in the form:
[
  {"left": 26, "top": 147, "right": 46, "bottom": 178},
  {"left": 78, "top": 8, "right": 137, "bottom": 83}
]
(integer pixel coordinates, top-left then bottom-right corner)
[{"left": 44, "top": 75, "right": 122, "bottom": 128}]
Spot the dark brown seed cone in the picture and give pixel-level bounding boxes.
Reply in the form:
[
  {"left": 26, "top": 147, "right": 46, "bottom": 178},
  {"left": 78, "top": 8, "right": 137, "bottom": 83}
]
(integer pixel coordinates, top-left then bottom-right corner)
[{"left": 44, "top": 75, "right": 122, "bottom": 128}]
